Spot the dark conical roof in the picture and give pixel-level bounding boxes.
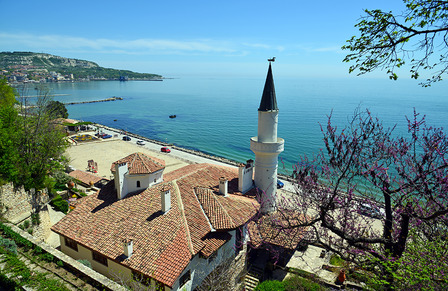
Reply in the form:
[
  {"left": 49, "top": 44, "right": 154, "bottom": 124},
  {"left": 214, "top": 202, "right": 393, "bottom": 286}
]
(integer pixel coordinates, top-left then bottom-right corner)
[{"left": 258, "top": 63, "right": 278, "bottom": 111}]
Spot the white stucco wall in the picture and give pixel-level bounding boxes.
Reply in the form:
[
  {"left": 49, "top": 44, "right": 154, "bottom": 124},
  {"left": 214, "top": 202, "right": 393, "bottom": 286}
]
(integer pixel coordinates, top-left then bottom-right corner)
[
  {"left": 171, "top": 230, "right": 237, "bottom": 291},
  {"left": 124, "top": 170, "right": 163, "bottom": 195}
]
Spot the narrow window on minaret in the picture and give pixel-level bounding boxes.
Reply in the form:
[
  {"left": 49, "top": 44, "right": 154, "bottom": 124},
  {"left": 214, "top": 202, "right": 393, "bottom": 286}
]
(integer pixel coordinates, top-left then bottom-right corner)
[{"left": 137, "top": 181, "right": 141, "bottom": 188}]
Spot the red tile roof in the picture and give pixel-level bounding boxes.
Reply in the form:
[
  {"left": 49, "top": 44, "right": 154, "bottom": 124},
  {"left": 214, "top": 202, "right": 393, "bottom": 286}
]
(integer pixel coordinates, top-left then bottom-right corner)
[
  {"left": 52, "top": 159, "right": 259, "bottom": 287},
  {"left": 69, "top": 170, "right": 108, "bottom": 185},
  {"left": 110, "top": 152, "right": 165, "bottom": 174}
]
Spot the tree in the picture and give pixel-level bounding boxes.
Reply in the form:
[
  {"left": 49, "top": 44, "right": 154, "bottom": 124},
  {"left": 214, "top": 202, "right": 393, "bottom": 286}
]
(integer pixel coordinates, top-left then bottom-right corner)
[
  {"left": 45, "top": 100, "right": 68, "bottom": 119},
  {"left": 0, "top": 83, "right": 68, "bottom": 190},
  {"left": 0, "top": 78, "right": 17, "bottom": 107},
  {"left": 342, "top": 0, "right": 448, "bottom": 86},
  {"left": 273, "top": 109, "right": 447, "bottom": 288}
]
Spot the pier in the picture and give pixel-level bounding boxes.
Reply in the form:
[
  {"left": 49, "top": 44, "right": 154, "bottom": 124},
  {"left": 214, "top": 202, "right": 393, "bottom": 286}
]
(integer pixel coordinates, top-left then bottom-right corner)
[{"left": 64, "top": 96, "right": 123, "bottom": 105}]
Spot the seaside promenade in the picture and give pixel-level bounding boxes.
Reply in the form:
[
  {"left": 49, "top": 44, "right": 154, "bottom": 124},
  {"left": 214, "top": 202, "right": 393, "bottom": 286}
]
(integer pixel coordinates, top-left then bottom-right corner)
[{"left": 66, "top": 124, "right": 295, "bottom": 193}]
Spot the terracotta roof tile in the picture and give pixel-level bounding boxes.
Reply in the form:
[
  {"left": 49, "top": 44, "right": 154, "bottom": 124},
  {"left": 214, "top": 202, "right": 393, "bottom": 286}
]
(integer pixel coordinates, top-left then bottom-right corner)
[
  {"left": 110, "top": 152, "right": 165, "bottom": 174},
  {"left": 69, "top": 170, "right": 108, "bottom": 185},
  {"left": 52, "top": 161, "right": 259, "bottom": 287}
]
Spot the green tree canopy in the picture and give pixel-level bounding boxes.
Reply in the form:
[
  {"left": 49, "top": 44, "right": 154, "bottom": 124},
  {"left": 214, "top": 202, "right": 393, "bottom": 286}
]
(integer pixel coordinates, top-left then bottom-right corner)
[
  {"left": 45, "top": 100, "right": 68, "bottom": 119},
  {"left": 343, "top": 0, "right": 448, "bottom": 86},
  {"left": 0, "top": 79, "right": 17, "bottom": 107},
  {"left": 0, "top": 82, "right": 68, "bottom": 190}
]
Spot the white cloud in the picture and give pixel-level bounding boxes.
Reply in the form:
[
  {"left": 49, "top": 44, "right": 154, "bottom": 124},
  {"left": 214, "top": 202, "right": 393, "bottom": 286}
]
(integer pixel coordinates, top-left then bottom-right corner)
[{"left": 0, "top": 33, "right": 240, "bottom": 55}]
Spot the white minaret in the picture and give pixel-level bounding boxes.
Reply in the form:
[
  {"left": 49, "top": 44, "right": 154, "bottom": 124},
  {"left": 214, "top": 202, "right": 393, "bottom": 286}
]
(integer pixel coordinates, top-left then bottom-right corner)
[{"left": 250, "top": 60, "right": 284, "bottom": 214}]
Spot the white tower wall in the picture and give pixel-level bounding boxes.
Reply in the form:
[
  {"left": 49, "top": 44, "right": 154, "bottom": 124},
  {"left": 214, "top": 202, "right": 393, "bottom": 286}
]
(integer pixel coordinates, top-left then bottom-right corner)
[
  {"left": 250, "top": 61, "right": 284, "bottom": 214},
  {"left": 257, "top": 111, "right": 278, "bottom": 143}
]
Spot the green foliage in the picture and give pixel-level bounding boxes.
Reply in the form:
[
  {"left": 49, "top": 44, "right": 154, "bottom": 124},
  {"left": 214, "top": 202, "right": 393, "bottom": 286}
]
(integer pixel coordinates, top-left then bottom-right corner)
[
  {"left": 342, "top": 0, "right": 448, "bottom": 86},
  {"left": 23, "top": 220, "right": 30, "bottom": 229},
  {"left": 0, "top": 78, "right": 17, "bottom": 107},
  {"left": 283, "top": 275, "right": 327, "bottom": 291},
  {"left": 329, "top": 254, "right": 345, "bottom": 267},
  {"left": 255, "top": 280, "right": 285, "bottom": 291},
  {"left": 31, "top": 212, "right": 40, "bottom": 225},
  {"left": 50, "top": 195, "right": 69, "bottom": 214},
  {"left": 77, "top": 259, "right": 92, "bottom": 269},
  {"left": 0, "top": 222, "right": 32, "bottom": 250},
  {"left": 45, "top": 100, "right": 68, "bottom": 119},
  {"left": 0, "top": 237, "right": 18, "bottom": 255},
  {"left": 0, "top": 81, "right": 69, "bottom": 190},
  {"left": 56, "top": 260, "right": 64, "bottom": 267}
]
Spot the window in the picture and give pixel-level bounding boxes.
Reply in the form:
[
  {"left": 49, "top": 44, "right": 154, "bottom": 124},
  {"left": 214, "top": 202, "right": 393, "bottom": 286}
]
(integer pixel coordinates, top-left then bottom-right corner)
[
  {"left": 179, "top": 270, "right": 190, "bottom": 287},
  {"left": 137, "top": 181, "right": 141, "bottom": 188},
  {"left": 92, "top": 251, "right": 108, "bottom": 266},
  {"left": 64, "top": 237, "right": 78, "bottom": 251}
]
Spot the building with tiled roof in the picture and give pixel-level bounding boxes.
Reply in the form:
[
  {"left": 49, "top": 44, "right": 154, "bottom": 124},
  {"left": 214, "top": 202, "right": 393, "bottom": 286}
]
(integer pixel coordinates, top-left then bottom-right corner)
[
  {"left": 68, "top": 169, "right": 109, "bottom": 188},
  {"left": 52, "top": 152, "right": 259, "bottom": 290}
]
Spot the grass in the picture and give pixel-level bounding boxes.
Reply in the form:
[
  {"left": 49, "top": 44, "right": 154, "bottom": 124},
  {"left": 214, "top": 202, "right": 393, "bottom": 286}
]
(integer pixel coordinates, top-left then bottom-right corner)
[{"left": 329, "top": 254, "right": 345, "bottom": 267}]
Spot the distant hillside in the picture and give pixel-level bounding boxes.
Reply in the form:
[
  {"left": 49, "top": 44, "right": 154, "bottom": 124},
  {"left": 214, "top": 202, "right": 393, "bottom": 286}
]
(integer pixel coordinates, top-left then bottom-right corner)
[{"left": 0, "top": 51, "right": 162, "bottom": 80}]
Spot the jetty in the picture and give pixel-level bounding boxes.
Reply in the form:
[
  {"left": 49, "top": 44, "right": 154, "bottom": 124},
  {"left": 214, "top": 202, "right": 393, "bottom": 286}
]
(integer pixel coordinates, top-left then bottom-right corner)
[{"left": 64, "top": 96, "right": 123, "bottom": 105}]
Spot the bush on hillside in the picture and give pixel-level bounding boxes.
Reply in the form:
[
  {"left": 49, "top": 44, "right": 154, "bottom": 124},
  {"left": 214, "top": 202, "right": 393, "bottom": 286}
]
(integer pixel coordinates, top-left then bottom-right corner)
[
  {"left": 255, "top": 280, "right": 285, "bottom": 291},
  {"left": 50, "top": 195, "right": 69, "bottom": 214}
]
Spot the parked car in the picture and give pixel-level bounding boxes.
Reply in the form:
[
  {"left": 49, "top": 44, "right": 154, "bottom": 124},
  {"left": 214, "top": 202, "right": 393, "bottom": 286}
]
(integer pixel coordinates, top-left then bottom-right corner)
[
  {"left": 101, "top": 134, "right": 112, "bottom": 139},
  {"left": 359, "top": 203, "right": 382, "bottom": 219},
  {"left": 122, "top": 136, "right": 131, "bottom": 141},
  {"left": 136, "top": 140, "right": 145, "bottom": 145},
  {"left": 161, "top": 147, "right": 171, "bottom": 153},
  {"left": 277, "top": 179, "right": 284, "bottom": 189}
]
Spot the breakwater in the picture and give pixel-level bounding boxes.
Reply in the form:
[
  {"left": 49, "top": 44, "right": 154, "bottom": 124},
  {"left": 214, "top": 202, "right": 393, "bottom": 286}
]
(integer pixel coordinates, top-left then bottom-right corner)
[{"left": 65, "top": 96, "right": 123, "bottom": 105}]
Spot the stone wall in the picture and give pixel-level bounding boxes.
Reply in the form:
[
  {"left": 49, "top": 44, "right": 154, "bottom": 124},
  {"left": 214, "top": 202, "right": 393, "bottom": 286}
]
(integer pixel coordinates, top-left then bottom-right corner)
[{"left": 0, "top": 182, "right": 49, "bottom": 223}]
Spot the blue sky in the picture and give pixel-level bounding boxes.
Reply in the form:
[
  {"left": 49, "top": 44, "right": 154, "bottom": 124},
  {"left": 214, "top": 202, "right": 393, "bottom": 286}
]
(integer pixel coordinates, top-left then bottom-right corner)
[{"left": 0, "top": 0, "right": 408, "bottom": 78}]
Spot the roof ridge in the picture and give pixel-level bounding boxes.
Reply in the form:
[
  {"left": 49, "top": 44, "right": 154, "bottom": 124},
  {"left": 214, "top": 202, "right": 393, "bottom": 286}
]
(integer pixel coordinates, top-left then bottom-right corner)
[
  {"left": 173, "top": 180, "right": 194, "bottom": 255},
  {"left": 209, "top": 189, "right": 236, "bottom": 229},
  {"left": 194, "top": 187, "right": 216, "bottom": 232}
]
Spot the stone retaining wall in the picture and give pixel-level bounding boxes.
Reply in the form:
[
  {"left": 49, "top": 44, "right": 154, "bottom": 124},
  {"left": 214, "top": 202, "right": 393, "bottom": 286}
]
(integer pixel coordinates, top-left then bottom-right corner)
[{"left": 0, "top": 183, "right": 49, "bottom": 224}]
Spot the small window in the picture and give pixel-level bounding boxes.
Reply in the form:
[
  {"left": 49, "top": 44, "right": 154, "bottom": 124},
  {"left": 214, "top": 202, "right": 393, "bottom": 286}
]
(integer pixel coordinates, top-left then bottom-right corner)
[
  {"left": 154, "top": 178, "right": 157, "bottom": 183},
  {"left": 92, "top": 251, "right": 108, "bottom": 266},
  {"left": 179, "top": 270, "right": 190, "bottom": 287},
  {"left": 137, "top": 181, "right": 141, "bottom": 188},
  {"left": 64, "top": 237, "right": 78, "bottom": 251}
]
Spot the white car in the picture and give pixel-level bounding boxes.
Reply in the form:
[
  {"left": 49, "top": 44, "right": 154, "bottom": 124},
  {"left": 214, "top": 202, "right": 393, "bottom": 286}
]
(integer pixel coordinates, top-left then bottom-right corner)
[{"left": 136, "top": 140, "right": 145, "bottom": 146}]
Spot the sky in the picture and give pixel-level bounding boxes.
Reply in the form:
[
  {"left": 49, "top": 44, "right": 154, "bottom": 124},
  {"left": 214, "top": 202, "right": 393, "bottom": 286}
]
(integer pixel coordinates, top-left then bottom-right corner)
[{"left": 0, "top": 0, "right": 410, "bottom": 78}]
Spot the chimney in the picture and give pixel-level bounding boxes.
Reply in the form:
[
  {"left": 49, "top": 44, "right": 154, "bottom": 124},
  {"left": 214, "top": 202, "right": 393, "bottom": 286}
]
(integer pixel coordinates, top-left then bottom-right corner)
[
  {"left": 219, "top": 177, "right": 228, "bottom": 196},
  {"left": 123, "top": 238, "right": 133, "bottom": 258},
  {"left": 115, "top": 162, "right": 128, "bottom": 200},
  {"left": 238, "top": 159, "right": 254, "bottom": 193},
  {"left": 161, "top": 187, "right": 171, "bottom": 213}
]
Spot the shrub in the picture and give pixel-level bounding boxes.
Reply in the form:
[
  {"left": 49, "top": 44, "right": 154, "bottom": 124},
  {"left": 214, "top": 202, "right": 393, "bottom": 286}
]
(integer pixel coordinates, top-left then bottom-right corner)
[
  {"left": 0, "top": 222, "right": 32, "bottom": 250},
  {"left": 31, "top": 212, "right": 40, "bottom": 225},
  {"left": 23, "top": 220, "right": 30, "bottom": 229},
  {"left": 56, "top": 260, "right": 64, "bottom": 267},
  {"left": 255, "top": 280, "right": 285, "bottom": 291},
  {"left": 40, "top": 252, "right": 54, "bottom": 262},
  {"left": 283, "top": 275, "right": 327, "bottom": 291},
  {"left": 78, "top": 259, "right": 92, "bottom": 269},
  {"left": 0, "top": 237, "right": 17, "bottom": 255},
  {"left": 50, "top": 195, "right": 69, "bottom": 214},
  {"left": 27, "top": 228, "right": 33, "bottom": 235}
]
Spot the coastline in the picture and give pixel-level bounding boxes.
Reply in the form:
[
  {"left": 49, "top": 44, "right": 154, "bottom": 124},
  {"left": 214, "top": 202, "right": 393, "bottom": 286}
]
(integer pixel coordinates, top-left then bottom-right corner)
[{"left": 69, "top": 122, "right": 294, "bottom": 183}]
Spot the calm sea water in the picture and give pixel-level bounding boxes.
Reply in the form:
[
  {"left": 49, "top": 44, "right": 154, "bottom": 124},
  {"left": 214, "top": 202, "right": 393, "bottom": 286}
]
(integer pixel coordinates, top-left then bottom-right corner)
[{"left": 37, "top": 76, "right": 448, "bottom": 175}]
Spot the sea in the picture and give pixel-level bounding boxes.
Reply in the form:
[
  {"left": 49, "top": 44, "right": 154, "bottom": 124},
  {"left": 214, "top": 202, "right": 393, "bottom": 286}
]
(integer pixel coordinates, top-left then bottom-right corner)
[{"left": 27, "top": 76, "right": 448, "bottom": 175}]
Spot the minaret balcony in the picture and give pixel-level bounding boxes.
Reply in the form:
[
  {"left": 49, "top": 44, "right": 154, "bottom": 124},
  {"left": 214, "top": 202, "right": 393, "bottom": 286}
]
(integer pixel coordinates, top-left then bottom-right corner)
[{"left": 250, "top": 137, "right": 284, "bottom": 154}]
